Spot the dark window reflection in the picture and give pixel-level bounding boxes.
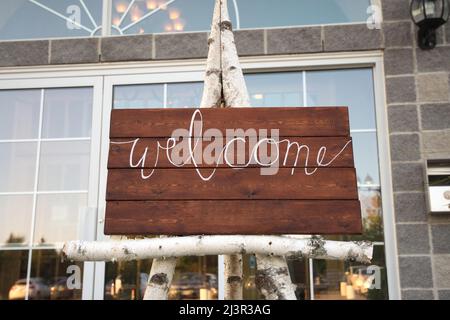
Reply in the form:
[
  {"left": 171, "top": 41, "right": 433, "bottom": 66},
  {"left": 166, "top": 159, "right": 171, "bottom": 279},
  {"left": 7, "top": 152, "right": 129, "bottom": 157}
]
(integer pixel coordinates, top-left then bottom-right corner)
[
  {"left": 0, "top": 250, "right": 28, "bottom": 300},
  {"left": 105, "top": 256, "right": 217, "bottom": 300},
  {"left": 30, "top": 249, "right": 83, "bottom": 300}
]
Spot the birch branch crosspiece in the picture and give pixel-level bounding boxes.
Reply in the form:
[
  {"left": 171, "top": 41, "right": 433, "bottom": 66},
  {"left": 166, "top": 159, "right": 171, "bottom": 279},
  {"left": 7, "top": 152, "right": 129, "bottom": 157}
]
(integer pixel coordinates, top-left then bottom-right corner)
[
  {"left": 62, "top": 0, "right": 374, "bottom": 301},
  {"left": 63, "top": 236, "right": 373, "bottom": 263}
]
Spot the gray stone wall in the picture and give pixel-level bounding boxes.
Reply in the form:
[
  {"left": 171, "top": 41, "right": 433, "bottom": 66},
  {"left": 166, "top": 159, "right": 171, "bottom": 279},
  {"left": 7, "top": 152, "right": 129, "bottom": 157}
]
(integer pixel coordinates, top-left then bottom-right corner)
[
  {"left": 0, "top": 0, "right": 449, "bottom": 300},
  {"left": 382, "top": 0, "right": 450, "bottom": 300}
]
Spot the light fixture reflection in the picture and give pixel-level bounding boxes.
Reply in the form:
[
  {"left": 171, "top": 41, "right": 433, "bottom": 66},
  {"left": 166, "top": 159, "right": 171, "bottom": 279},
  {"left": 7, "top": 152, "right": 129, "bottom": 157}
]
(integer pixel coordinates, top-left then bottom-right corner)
[
  {"left": 146, "top": 0, "right": 157, "bottom": 10},
  {"left": 173, "top": 20, "right": 185, "bottom": 31},
  {"left": 115, "top": 1, "right": 127, "bottom": 13},
  {"left": 112, "top": 17, "right": 121, "bottom": 26},
  {"left": 169, "top": 9, "right": 180, "bottom": 20},
  {"left": 164, "top": 23, "right": 173, "bottom": 32}
]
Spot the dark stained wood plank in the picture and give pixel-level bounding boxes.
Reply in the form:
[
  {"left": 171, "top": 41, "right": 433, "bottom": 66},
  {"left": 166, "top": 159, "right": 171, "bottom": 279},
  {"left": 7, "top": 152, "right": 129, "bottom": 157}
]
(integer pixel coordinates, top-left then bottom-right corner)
[
  {"left": 110, "top": 107, "right": 350, "bottom": 138},
  {"left": 108, "top": 137, "right": 354, "bottom": 168},
  {"left": 104, "top": 200, "right": 363, "bottom": 235},
  {"left": 106, "top": 168, "right": 358, "bottom": 200}
]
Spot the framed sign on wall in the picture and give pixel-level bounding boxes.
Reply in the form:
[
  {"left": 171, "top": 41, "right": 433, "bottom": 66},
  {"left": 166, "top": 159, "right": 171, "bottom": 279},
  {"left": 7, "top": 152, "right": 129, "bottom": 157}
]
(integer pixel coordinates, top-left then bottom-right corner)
[{"left": 105, "top": 107, "right": 362, "bottom": 235}]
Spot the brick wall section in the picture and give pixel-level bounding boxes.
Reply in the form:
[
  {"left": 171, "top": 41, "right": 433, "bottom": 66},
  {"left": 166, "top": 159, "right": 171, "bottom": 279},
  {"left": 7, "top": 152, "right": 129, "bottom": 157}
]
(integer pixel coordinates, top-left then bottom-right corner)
[
  {"left": 382, "top": 0, "right": 450, "bottom": 301},
  {"left": 0, "top": 0, "right": 449, "bottom": 301}
]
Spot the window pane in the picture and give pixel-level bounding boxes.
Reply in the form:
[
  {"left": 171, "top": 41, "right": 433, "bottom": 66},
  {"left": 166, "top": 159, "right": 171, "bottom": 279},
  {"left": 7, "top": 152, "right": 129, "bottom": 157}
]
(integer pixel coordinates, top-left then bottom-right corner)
[
  {"left": 306, "top": 69, "right": 376, "bottom": 130},
  {"left": 167, "top": 82, "right": 202, "bottom": 108},
  {"left": 0, "top": 0, "right": 103, "bottom": 40},
  {"left": 42, "top": 88, "right": 93, "bottom": 138},
  {"left": 0, "top": 142, "right": 37, "bottom": 192},
  {"left": 34, "top": 193, "right": 87, "bottom": 245},
  {"left": 0, "top": 89, "right": 41, "bottom": 140},
  {"left": 245, "top": 72, "right": 303, "bottom": 107},
  {"left": 238, "top": 0, "right": 370, "bottom": 29},
  {"left": 352, "top": 132, "right": 380, "bottom": 186},
  {"left": 38, "top": 141, "right": 91, "bottom": 191},
  {"left": 113, "top": 84, "right": 164, "bottom": 109},
  {"left": 0, "top": 250, "right": 29, "bottom": 300},
  {"left": 30, "top": 249, "right": 83, "bottom": 300},
  {"left": 0, "top": 195, "right": 33, "bottom": 245},
  {"left": 312, "top": 245, "right": 388, "bottom": 300},
  {"left": 112, "top": 0, "right": 369, "bottom": 36}
]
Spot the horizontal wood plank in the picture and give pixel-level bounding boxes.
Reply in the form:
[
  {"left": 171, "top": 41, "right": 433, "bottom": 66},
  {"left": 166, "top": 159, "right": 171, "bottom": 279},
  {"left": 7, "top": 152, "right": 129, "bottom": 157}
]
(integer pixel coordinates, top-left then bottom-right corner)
[
  {"left": 110, "top": 107, "right": 350, "bottom": 138},
  {"left": 104, "top": 200, "right": 363, "bottom": 235},
  {"left": 108, "top": 137, "right": 354, "bottom": 168},
  {"left": 106, "top": 168, "right": 358, "bottom": 200}
]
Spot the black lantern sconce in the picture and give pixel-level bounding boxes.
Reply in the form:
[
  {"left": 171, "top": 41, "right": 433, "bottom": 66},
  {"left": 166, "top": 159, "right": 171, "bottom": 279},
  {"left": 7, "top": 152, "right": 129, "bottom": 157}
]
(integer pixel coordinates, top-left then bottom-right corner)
[{"left": 411, "top": 0, "right": 449, "bottom": 49}]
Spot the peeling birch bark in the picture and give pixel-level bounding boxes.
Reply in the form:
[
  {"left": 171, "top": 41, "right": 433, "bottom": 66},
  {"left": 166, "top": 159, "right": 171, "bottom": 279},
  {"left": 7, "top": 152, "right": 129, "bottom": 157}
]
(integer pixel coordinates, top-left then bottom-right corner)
[
  {"left": 143, "top": 235, "right": 177, "bottom": 300},
  {"left": 224, "top": 254, "right": 243, "bottom": 300},
  {"left": 220, "top": 0, "right": 251, "bottom": 108},
  {"left": 255, "top": 254, "right": 297, "bottom": 300},
  {"left": 143, "top": 257, "right": 177, "bottom": 300},
  {"left": 200, "top": 0, "right": 222, "bottom": 108},
  {"left": 62, "top": 236, "right": 373, "bottom": 264}
]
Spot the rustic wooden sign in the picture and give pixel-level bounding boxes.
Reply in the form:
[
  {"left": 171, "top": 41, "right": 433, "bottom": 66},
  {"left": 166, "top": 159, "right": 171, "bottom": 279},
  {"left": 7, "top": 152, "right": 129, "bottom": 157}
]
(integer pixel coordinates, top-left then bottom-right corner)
[{"left": 105, "top": 107, "right": 362, "bottom": 235}]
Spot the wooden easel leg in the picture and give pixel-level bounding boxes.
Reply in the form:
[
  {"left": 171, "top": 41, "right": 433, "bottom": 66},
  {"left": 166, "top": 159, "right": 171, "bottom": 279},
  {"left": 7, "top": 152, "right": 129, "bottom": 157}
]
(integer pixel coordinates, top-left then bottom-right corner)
[
  {"left": 224, "top": 254, "right": 243, "bottom": 300},
  {"left": 255, "top": 254, "right": 297, "bottom": 300},
  {"left": 143, "top": 257, "right": 178, "bottom": 300}
]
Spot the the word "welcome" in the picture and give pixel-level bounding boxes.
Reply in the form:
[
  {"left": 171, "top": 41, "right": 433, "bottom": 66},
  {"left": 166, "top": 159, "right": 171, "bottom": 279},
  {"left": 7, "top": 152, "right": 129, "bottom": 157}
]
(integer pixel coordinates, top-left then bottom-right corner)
[{"left": 111, "top": 109, "right": 352, "bottom": 181}]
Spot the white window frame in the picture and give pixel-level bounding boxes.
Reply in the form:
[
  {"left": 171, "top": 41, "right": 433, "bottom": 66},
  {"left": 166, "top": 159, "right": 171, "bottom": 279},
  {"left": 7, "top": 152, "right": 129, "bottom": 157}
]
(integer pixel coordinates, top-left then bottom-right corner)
[{"left": 0, "top": 50, "right": 400, "bottom": 300}]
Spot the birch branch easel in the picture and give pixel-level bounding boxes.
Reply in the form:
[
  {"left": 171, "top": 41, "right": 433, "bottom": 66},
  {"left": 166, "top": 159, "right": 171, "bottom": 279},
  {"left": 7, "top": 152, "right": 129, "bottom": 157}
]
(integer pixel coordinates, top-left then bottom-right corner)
[{"left": 63, "top": 0, "right": 373, "bottom": 300}]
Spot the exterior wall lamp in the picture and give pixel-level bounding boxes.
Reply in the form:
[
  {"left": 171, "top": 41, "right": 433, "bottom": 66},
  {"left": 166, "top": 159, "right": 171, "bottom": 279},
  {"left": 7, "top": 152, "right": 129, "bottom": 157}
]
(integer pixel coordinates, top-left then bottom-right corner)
[{"left": 411, "top": 0, "right": 449, "bottom": 49}]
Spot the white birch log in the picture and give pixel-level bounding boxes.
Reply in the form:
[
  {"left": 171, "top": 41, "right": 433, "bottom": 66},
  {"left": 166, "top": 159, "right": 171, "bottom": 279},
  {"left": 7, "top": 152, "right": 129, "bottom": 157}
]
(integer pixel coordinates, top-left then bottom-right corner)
[
  {"left": 143, "top": 235, "right": 177, "bottom": 300},
  {"left": 63, "top": 236, "right": 373, "bottom": 263},
  {"left": 143, "top": 257, "right": 177, "bottom": 300},
  {"left": 200, "top": 0, "right": 222, "bottom": 108},
  {"left": 220, "top": 0, "right": 251, "bottom": 108},
  {"left": 224, "top": 254, "right": 243, "bottom": 300},
  {"left": 218, "top": 0, "right": 248, "bottom": 299},
  {"left": 255, "top": 254, "right": 297, "bottom": 300}
]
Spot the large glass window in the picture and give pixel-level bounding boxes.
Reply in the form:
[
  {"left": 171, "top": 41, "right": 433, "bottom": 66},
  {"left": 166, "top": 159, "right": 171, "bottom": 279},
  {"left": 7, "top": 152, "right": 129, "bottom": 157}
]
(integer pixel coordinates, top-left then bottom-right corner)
[
  {"left": 0, "top": 0, "right": 372, "bottom": 40},
  {"left": 0, "top": 87, "right": 94, "bottom": 300},
  {"left": 110, "top": 67, "right": 388, "bottom": 300}
]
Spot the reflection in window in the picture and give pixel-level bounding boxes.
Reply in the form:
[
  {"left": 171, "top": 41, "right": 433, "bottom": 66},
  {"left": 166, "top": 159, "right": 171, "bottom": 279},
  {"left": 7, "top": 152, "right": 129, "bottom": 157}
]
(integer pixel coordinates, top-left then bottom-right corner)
[
  {"left": 105, "top": 256, "right": 217, "bottom": 300},
  {"left": 30, "top": 249, "right": 83, "bottom": 300},
  {"left": 312, "top": 246, "right": 388, "bottom": 300},
  {"left": 0, "top": 250, "right": 28, "bottom": 300},
  {"left": 111, "top": 0, "right": 370, "bottom": 36}
]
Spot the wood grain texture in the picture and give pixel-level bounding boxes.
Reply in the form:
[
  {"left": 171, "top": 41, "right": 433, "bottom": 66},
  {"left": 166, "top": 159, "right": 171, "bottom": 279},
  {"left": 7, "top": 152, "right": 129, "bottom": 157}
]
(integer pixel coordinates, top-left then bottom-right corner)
[
  {"left": 110, "top": 107, "right": 350, "bottom": 138},
  {"left": 106, "top": 168, "right": 358, "bottom": 200},
  {"left": 104, "top": 200, "right": 363, "bottom": 235},
  {"left": 105, "top": 107, "right": 362, "bottom": 235},
  {"left": 108, "top": 137, "right": 354, "bottom": 168}
]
